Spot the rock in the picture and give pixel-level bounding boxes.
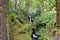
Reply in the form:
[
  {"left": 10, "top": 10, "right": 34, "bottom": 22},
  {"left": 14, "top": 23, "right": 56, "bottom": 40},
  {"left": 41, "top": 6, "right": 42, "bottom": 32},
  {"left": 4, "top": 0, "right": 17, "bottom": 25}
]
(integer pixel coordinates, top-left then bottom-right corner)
[{"left": 54, "top": 35, "right": 60, "bottom": 40}]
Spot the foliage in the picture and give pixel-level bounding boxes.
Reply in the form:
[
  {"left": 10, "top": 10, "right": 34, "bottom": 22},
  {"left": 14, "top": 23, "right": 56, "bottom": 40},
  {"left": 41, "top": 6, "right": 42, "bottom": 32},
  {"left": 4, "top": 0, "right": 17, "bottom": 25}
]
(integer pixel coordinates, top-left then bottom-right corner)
[{"left": 8, "top": 0, "right": 56, "bottom": 40}]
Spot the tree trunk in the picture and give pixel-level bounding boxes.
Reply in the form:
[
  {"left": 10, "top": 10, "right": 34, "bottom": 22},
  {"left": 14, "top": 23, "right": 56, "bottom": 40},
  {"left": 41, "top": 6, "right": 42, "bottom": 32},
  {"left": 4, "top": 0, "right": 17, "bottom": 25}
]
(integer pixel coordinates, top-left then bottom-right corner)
[
  {"left": 25, "top": 0, "right": 30, "bottom": 20},
  {"left": 56, "top": 0, "right": 60, "bottom": 27},
  {"left": 0, "top": 0, "right": 7, "bottom": 40},
  {"left": 15, "top": 0, "right": 17, "bottom": 9}
]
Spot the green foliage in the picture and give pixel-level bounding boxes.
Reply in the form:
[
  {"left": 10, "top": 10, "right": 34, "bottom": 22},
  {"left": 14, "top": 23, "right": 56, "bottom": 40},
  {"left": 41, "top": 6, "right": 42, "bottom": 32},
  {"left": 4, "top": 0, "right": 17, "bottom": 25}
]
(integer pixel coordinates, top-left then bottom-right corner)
[{"left": 8, "top": 0, "right": 56, "bottom": 40}]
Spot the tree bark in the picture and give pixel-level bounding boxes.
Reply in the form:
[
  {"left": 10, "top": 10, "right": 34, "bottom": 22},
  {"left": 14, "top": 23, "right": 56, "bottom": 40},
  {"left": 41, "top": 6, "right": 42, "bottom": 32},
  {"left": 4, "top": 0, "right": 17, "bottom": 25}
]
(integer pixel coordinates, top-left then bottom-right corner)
[
  {"left": 25, "top": 0, "right": 30, "bottom": 20},
  {"left": 56, "top": 0, "right": 60, "bottom": 27},
  {"left": 0, "top": 0, "right": 7, "bottom": 40}
]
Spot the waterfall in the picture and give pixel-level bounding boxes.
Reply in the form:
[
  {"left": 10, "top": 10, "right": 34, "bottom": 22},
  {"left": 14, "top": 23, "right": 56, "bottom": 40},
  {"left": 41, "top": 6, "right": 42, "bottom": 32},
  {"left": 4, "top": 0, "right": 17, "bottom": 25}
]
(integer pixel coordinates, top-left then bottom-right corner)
[{"left": 30, "top": 16, "right": 32, "bottom": 23}]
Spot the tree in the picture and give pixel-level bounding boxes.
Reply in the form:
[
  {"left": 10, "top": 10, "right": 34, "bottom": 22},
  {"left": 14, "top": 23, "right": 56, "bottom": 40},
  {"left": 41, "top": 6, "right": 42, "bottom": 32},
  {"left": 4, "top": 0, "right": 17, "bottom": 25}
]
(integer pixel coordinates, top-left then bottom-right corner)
[
  {"left": 0, "top": 0, "right": 7, "bottom": 40},
  {"left": 56, "top": 0, "right": 60, "bottom": 27},
  {"left": 25, "top": 0, "right": 30, "bottom": 20}
]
